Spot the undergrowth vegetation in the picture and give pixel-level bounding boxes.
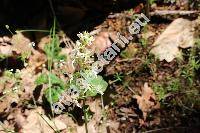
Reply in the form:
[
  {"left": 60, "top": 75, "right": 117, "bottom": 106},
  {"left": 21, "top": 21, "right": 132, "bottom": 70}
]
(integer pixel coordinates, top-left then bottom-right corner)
[
  {"left": 0, "top": 2, "right": 199, "bottom": 131},
  {"left": 152, "top": 38, "right": 200, "bottom": 111}
]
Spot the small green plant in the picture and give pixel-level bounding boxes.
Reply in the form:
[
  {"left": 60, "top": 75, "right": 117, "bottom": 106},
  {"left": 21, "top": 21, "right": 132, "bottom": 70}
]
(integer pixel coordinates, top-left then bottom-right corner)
[
  {"left": 35, "top": 73, "right": 65, "bottom": 103},
  {"left": 0, "top": 69, "right": 22, "bottom": 100},
  {"left": 153, "top": 78, "right": 180, "bottom": 101},
  {"left": 35, "top": 21, "right": 108, "bottom": 133},
  {"left": 139, "top": 25, "right": 148, "bottom": 48},
  {"left": 166, "top": 78, "right": 181, "bottom": 92},
  {"left": 18, "top": 52, "right": 31, "bottom": 66},
  {"left": 34, "top": 20, "right": 66, "bottom": 115},
  {"left": 141, "top": 54, "right": 157, "bottom": 75},
  {"left": 120, "top": 44, "right": 138, "bottom": 59},
  {"left": 83, "top": 105, "right": 93, "bottom": 121},
  {"left": 65, "top": 31, "right": 108, "bottom": 99},
  {"left": 152, "top": 83, "right": 166, "bottom": 101},
  {"left": 139, "top": 37, "right": 148, "bottom": 48},
  {"left": 0, "top": 54, "right": 8, "bottom": 61},
  {"left": 110, "top": 72, "right": 124, "bottom": 84},
  {"left": 181, "top": 40, "right": 200, "bottom": 85}
]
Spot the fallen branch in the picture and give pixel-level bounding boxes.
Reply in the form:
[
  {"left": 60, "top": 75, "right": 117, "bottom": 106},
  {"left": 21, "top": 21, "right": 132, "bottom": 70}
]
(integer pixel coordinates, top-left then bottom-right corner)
[{"left": 150, "top": 10, "right": 200, "bottom": 16}]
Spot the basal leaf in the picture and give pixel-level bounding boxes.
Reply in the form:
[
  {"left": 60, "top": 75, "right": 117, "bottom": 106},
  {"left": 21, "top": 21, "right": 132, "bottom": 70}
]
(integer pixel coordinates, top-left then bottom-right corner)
[
  {"left": 35, "top": 74, "right": 48, "bottom": 86},
  {"left": 85, "top": 74, "right": 108, "bottom": 97},
  {"left": 45, "top": 85, "right": 64, "bottom": 103}
]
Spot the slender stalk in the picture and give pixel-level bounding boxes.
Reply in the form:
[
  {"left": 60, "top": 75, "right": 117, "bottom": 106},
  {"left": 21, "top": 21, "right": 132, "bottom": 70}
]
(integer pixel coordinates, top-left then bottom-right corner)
[
  {"left": 5, "top": 25, "right": 15, "bottom": 35},
  {"left": 100, "top": 94, "right": 108, "bottom": 133},
  {"left": 83, "top": 99, "right": 88, "bottom": 133},
  {"left": 16, "top": 29, "right": 50, "bottom": 33},
  {"left": 101, "top": 95, "right": 105, "bottom": 109},
  {"left": 48, "top": 18, "right": 56, "bottom": 117}
]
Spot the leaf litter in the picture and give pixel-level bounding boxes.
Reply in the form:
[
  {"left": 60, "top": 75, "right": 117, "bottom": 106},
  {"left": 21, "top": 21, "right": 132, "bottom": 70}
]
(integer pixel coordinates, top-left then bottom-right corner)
[
  {"left": 133, "top": 83, "right": 160, "bottom": 125},
  {"left": 150, "top": 18, "right": 195, "bottom": 62},
  {"left": 0, "top": 2, "right": 200, "bottom": 132}
]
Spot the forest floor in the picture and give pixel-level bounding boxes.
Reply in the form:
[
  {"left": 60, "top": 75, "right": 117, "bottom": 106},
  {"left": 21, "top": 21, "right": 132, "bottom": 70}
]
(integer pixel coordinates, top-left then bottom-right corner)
[{"left": 0, "top": 0, "right": 200, "bottom": 133}]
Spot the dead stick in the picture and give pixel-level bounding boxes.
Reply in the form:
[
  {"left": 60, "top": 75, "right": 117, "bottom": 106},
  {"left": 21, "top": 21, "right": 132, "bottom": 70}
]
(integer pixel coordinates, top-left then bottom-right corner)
[{"left": 150, "top": 10, "right": 200, "bottom": 16}]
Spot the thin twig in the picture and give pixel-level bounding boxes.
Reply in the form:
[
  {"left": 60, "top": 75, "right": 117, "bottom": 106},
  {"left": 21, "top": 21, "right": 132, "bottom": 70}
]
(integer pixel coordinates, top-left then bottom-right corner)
[
  {"left": 0, "top": 121, "right": 16, "bottom": 133},
  {"left": 107, "top": 13, "right": 124, "bottom": 19},
  {"left": 116, "top": 57, "right": 143, "bottom": 63},
  {"left": 164, "top": 90, "right": 199, "bottom": 99},
  {"left": 145, "top": 127, "right": 196, "bottom": 133},
  {"left": 37, "top": 113, "right": 60, "bottom": 133},
  {"left": 127, "top": 87, "right": 136, "bottom": 95}
]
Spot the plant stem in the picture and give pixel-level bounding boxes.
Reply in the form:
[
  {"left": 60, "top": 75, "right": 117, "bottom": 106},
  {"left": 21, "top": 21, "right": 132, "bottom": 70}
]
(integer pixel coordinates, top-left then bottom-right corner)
[
  {"left": 47, "top": 19, "right": 56, "bottom": 117},
  {"left": 101, "top": 95, "right": 105, "bottom": 109},
  {"left": 146, "top": 0, "right": 150, "bottom": 19},
  {"left": 16, "top": 29, "right": 50, "bottom": 33},
  {"left": 83, "top": 99, "right": 88, "bottom": 133}
]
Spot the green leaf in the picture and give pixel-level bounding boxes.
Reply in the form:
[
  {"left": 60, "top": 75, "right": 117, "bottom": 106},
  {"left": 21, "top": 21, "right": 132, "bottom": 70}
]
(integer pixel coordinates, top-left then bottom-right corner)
[
  {"left": 35, "top": 73, "right": 66, "bottom": 103},
  {"left": 35, "top": 74, "right": 48, "bottom": 85},
  {"left": 45, "top": 85, "right": 65, "bottom": 103},
  {"left": 83, "top": 105, "right": 93, "bottom": 122},
  {"left": 85, "top": 75, "right": 108, "bottom": 97},
  {"left": 35, "top": 73, "right": 64, "bottom": 87},
  {"left": 44, "top": 34, "right": 66, "bottom": 62},
  {"left": 48, "top": 73, "right": 64, "bottom": 87},
  {"left": 67, "top": 70, "right": 108, "bottom": 98}
]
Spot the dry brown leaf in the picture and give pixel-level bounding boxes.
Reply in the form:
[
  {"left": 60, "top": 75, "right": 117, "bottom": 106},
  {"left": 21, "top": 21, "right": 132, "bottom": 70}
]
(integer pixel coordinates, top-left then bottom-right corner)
[
  {"left": 0, "top": 77, "right": 20, "bottom": 115},
  {"left": 38, "top": 36, "right": 51, "bottom": 50},
  {"left": 0, "top": 45, "right": 12, "bottom": 56},
  {"left": 0, "top": 34, "right": 32, "bottom": 57},
  {"left": 134, "top": 83, "right": 160, "bottom": 121},
  {"left": 149, "top": 116, "right": 161, "bottom": 126},
  {"left": 2, "top": 36, "right": 11, "bottom": 43},
  {"left": 28, "top": 50, "right": 46, "bottom": 70},
  {"left": 106, "top": 120, "right": 120, "bottom": 133},
  {"left": 88, "top": 31, "right": 117, "bottom": 54},
  {"left": 150, "top": 18, "right": 195, "bottom": 62},
  {"left": 20, "top": 68, "right": 37, "bottom": 100},
  {"left": 0, "top": 120, "right": 15, "bottom": 133},
  {"left": 11, "top": 33, "right": 32, "bottom": 54},
  {"left": 0, "top": 94, "right": 20, "bottom": 116},
  {"left": 77, "top": 99, "right": 113, "bottom": 133},
  {"left": 0, "top": 36, "right": 11, "bottom": 45},
  {"left": 59, "top": 48, "right": 75, "bottom": 75},
  {"left": 15, "top": 108, "right": 67, "bottom": 133},
  {"left": 0, "top": 37, "right": 3, "bottom": 43},
  {"left": 0, "top": 36, "right": 12, "bottom": 56}
]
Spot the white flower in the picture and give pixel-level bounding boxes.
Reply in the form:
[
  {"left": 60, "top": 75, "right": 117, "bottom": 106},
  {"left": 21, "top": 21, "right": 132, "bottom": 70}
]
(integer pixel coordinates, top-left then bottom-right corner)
[
  {"left": 16, "top": 69, "right": 21, "bottom": 73},
  {"left": 77, "top": 31, "right": 94, "bottom": 46},
  {"left": 9, "top": 69, "right": 13, "bottom": 72},
  {"left": 12, "top": 86, "right": 19, "bottom": 92},
  {"left": 3, "top": 90, "right": 10, "bottom": 94},
  {"left": 96, "top": 85, "right": 104, "bottom": 95},
  {"left": 42, "top": 64, "right": 46, "bottom": 67},
  {"left": 29, "top": 42, "right": 35, "bottom": 47},
  {"left": 24, "top": 63, "right": 28, "bottom": 67}
]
